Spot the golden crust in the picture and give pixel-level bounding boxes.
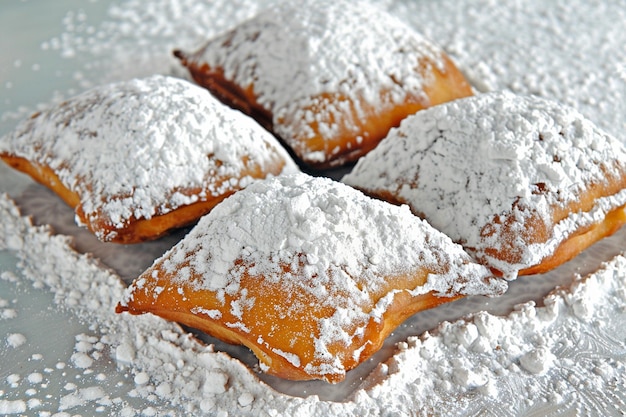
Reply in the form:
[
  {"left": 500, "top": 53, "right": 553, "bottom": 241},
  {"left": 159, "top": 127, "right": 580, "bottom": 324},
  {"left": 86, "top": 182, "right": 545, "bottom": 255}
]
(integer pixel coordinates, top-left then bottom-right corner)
[
  {"left": 117, "top": 257, "right": 464, "bottom": 383},
  {"left": 1, "top": 154, "right": 291, "bottom": 243},
  {"left": 0, "top": 76, "right": 300, "bottom": 243},
  {"left": 496, "top": 170, "right": 626, "bottom": 276},
  {"left": 175, "top": 52, "right": 473, "bottom": 169},
  {"left": 358, "top": 174, "right": 626, "bottom": 278}
]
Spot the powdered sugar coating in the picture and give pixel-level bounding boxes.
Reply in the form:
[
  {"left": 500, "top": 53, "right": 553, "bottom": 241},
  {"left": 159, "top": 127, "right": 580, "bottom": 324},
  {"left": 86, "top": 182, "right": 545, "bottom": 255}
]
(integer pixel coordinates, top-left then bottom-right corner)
[
  {"left": 343, "top": 91, "right": 626, "bottom": 277},
  {"left": 2, "top": 0, "right": 626, "bottom": 414},
  {"left": 139, "top": 173, "right": 505, "bottom": 298},
  {"left": 184, "top": 0, "right": 445, "bottom": 163},
  {"left": 0, "top": 75, "right": 298, "bottom": 241},
  {"left": 121, "top": 173, "right": 506, "bottom": 380}
]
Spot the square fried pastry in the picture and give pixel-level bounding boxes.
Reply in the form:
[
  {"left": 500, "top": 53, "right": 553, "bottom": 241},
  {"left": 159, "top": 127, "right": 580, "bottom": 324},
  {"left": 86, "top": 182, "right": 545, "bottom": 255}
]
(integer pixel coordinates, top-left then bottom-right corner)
[
  {"left": 116, "top": 173, "right": 506, "bottom": 383},
  {"left": 0, "top": 75, "right": 299, "bottom": 243},
  {"left": 343, "top": 91, "right": 626, "bottom": 279},
  {"left": 173, "top": 0, "right": 473, "bottom": 169}
]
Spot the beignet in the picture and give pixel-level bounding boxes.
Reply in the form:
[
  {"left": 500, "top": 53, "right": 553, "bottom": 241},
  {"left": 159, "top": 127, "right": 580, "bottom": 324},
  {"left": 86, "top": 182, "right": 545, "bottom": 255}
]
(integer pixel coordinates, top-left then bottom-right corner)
[
  {"left": 116, "top": 173, "right": 506, "bottom": 383},
  {"left": 173, "top": 0, "right": 473, "bottom": 169},
  {"left": 0, "top": 75, "right": 298, "bottom": 243},
  {"left": 342, "top": 91, "right": 626, "bottom": 279}
]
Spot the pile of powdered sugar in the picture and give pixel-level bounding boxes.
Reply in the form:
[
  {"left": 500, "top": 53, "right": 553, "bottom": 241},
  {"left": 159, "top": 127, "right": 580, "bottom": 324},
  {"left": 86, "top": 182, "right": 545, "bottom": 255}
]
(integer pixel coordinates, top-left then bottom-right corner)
[
  {"left": 343, "top": 91, "right": 626, "bottom": 277},
  {"left": 0, "top": 74, "right": 297, "bottom": 241},
  {"left": 1, "top": 193, "right": 625, "bottom": 415},
  {"left": 1, "top": 0, "right": 626, "bottom": 415},
  {"left": 359, "top": 258, "right": 626, "bottom": 415}
]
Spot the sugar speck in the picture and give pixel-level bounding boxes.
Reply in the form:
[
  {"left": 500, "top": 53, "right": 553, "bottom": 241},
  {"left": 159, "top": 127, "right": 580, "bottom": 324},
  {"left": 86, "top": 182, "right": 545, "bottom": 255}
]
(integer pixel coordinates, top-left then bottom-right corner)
[
  {"left": 71, "top": 352, "right": 94, "bottom": 369},
  {"left": 6, "top": 333, "right": 26, "bottom": 348}
]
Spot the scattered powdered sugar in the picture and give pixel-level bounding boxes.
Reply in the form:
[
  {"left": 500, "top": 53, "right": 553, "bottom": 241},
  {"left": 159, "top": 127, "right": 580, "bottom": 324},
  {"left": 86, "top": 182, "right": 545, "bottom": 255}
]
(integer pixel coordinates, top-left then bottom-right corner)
[
  {"left": 0, "top": 74, "right": 297, "bottom": 241},
  {"left": 179, "top": 0, "right": 444, "bottom": 163},
  {"left": 358, "top": 255, "right": 626, "bottom": 415},
  {"left": 1, "top": 0, "right": 626, "bottom": 415},
  {"left": 343, "top": 91, "right": 626, "bottom": 278},
  {"left": 0, "top": 400, "right": 27, "bottom": 415},
  {"left": 0, "top": 297, "right": 17, "bottom": 320},
  {"left": 1, "top": 193, "right": 625, "bottom": 415},
  {"left": 84, "top": 0, "right": 266, "bottom": 86},
  {"left": 58, "top": 386, "right": 108, "bottom": 412},
  {"left": 388, "top": 0, "right": 626, "bottom": 144}
]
